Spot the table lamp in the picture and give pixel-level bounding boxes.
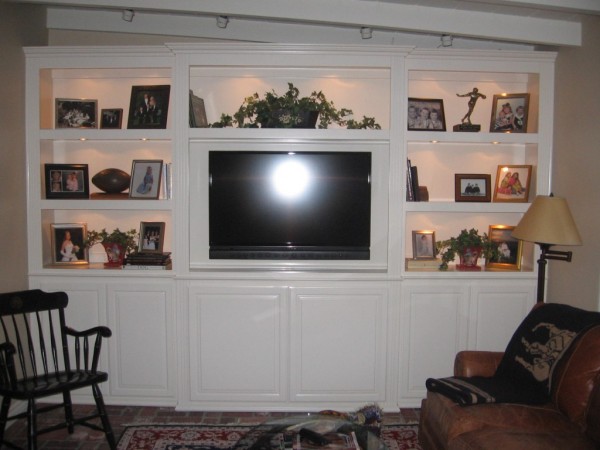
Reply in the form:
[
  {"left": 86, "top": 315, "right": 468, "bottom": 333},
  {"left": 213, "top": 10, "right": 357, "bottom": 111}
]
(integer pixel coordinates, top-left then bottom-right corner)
[{"left": 512, "top": 194, "right": 582, "bottom": 303}]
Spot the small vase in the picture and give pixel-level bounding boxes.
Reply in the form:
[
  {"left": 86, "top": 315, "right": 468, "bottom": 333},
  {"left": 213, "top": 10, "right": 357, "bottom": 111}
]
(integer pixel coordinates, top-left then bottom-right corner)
[
  {"left": 102, "top": 242, "right": 125, "bottom": 268},
  {"left": 457, "top": 246, "right": 482, "bottom": 271}
]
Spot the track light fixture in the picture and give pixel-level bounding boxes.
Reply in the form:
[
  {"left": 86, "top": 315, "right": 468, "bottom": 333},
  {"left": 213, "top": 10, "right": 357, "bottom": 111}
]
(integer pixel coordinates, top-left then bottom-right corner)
[
  {"left": 217, "top": 15, "right": 229, "bottom": 29},
  {"left": 122, "top": 9, "right": 135, "bottom": 22},
  {"left": 441, "top": 34, "right": 453, "bottom": 47},
  {"left": 360, "top": 27, "right": 372, "bottom": 39}
]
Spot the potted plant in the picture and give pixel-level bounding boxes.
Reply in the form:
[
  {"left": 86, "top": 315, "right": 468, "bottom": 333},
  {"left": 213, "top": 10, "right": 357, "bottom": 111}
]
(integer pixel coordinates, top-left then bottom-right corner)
[
  {"left": 215, "top": 82, "right": 379, "bottom": 129},
  {"left": 85, "top": 228, "right": 138, "bottom": 267},
  {"left": 436, "top": 228, "right": 497, "bottom": 271}
]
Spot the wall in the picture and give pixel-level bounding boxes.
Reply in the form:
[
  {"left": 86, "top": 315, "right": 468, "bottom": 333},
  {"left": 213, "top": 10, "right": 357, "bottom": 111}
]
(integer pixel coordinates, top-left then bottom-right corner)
[
  {"left": 0, "top": 4, "right": 47, "bottom": 292},
  {"left": 549, "top": 15, "right": 600, "bottom": 311}
]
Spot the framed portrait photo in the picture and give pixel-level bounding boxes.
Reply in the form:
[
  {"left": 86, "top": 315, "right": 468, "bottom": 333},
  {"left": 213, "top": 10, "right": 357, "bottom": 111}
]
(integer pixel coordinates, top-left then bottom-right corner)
[
  {"left": 455, "top": 174, "right": 491, "bottom": 202},
  {"left": 412, "top": 230, "right": 437, "bottom": 260},
  {"left": 486, "top": 225, "right": 522, "bottom": 271},
  {"left": 44, "top": 163, "right": 89, "bottom": 199},
  {"left": 127, "top": 85, "right": 171, "bottom": 129},
  {"left": 138, "top": 222, "right": 166, "bottom": 253},
  {"left": 100, "top": 108, "right": 123, "bottom": 129},
  {"left": 55, "top": 98, "right": 97, "bottom": 128},
  {"left": 407, "top": 98, "right": 446, "bottom": 131},
  {"left": 51, "top": 223, "right": 88, "bottom": 265},
  {"left": 493, "top": 165, "right": 532, "bottom": 203},
  {"left": 129, "top": 160, "right": 163, "bottom": 199},
  {"left": 490, "top": 93, "right": 530, "bottom": 133}
]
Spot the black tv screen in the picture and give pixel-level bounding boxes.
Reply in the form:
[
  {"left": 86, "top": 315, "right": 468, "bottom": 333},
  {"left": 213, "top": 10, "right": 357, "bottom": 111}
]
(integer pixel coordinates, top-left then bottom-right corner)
[{"left": 209, "top": 151, "right": 371, "bottom": 260}]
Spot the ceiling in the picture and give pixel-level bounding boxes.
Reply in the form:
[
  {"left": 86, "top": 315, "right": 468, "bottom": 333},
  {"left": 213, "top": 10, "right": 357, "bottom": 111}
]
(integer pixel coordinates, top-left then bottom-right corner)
[{"left": 11, "top": 0, "right": 600, "bottom": 48}]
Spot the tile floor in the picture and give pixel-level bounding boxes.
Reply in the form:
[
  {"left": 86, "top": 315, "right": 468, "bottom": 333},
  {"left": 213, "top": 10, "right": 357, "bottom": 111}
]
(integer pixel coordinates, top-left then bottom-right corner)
[{"left": 2, "top": 404, "right": 421, "bottom": 449}]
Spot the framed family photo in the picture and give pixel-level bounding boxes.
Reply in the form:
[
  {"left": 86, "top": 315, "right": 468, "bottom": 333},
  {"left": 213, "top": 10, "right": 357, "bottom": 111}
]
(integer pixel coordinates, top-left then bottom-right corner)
[
  {"left": 129, "top": 160, "right": 163, "bottom": 199},
  {"left": 127, "top": 85, "right": 171, "bottom": 129},
  {"left": 55, "top": 98, "right": 97, "bottom": 128},
  {"left": 44, "top": 163, "right": 89, "bottom": 199},
  {"left": 100, "top": 108, "right": 123, "bottom": 129},
  {"left": 407, "top": 98, "right": 446, "bottom": 131},
  {"left": 412, "top": 230, "right": 437, "bottom": 260},
  {"left": 139, "top": 221, "right": 165, "bottom": 253},
  {"left": 493, "top": 165, "right": 532, "bottom": 202},
  {"left": 50, "top": 223, "right": 88, "bottom": 265},
  {"left": 490, "top": 93, "right": 530, "bottom": 133},
  {"left": 455, "top": 174, "right": 491, "bottom": 202},
  {"left": 486, "top": 225, "right": 522, "bottom": 271}
]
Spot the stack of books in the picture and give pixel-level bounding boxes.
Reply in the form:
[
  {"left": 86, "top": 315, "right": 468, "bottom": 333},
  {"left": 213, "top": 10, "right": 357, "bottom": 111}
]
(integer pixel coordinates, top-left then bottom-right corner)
[
  {"left": 405, "top": 258, "right": 442, "bottom": 271},
  {"left": 123, "top": 252, "right": 172, "bottom": 270}
]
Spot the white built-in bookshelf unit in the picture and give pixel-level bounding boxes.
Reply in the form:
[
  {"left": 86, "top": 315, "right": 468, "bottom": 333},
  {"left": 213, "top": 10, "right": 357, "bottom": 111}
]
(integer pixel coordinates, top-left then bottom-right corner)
[{"left": 25, "top": 44, "right": 555, "bottom": 410}]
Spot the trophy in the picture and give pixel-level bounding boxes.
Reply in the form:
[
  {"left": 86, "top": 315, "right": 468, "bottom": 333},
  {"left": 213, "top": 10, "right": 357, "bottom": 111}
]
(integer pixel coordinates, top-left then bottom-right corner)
[{"left": 454, "top": 87, "right": 486, "bottom": 132}]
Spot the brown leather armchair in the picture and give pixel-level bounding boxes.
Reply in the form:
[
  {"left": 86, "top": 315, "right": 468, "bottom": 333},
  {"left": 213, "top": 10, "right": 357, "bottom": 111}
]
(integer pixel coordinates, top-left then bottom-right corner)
[{"left": 418, "top": 307, "right": 600, "bottom": 450}]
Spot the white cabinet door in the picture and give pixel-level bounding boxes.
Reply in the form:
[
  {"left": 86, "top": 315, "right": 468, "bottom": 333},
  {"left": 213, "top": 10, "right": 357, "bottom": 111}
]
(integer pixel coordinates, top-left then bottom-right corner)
[
  {"left": 289, "top": 286, "right": 388, "bottom": 404},
  {"left": 106, "top": 281, "right": 176, "bottom": 405},
  {"left": 186, "top": 285, "right": 288, "bottom": 405},
  {"left": 399, "top": 281, "right": 469, "bottom": 405}
]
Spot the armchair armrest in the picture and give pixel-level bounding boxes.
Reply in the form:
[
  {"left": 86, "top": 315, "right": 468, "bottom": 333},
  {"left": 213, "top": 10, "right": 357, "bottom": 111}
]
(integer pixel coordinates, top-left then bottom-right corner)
[
  {"left": 65, "top": 325, "right": 112, "bottom": 372},
  {"left": 454, "top": 351, "right": 504, "bottom": 377}
]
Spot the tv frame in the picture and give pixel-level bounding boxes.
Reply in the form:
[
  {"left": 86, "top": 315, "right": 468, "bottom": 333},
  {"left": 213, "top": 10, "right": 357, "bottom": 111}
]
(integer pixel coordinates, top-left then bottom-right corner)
[{"left": 188, "top": 141, "right": 390, "bottom": 272}]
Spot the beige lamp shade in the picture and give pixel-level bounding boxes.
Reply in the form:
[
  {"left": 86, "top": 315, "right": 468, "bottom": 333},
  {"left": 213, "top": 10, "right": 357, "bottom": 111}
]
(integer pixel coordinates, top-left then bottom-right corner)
[{"left": 512, "top": 195, "right": 582, "bottom": 245}]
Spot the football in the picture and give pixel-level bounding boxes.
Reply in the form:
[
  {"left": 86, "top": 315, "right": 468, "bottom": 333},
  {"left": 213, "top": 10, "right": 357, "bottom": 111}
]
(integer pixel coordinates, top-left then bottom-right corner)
[{"left": 92, "top": 168, "right": 131, "bottom": 193}]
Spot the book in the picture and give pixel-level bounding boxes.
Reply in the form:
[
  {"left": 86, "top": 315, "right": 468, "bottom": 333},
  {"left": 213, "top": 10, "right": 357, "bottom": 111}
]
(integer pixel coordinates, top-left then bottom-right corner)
[
  {"left": 405, "top": 258, "right": 442, "bottom": 270},
  {"left": 122, "top": 262, "right": 172, "bottom": 270},
  {"left": 406, "top": 159, "right": 414, "bottom": 201}
]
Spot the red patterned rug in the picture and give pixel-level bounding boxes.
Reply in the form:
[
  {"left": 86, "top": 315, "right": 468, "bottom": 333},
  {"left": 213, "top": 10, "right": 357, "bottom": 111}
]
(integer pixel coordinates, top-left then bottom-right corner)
[{"left": 117, "top": 424, "right": 422, "bottom": 450}]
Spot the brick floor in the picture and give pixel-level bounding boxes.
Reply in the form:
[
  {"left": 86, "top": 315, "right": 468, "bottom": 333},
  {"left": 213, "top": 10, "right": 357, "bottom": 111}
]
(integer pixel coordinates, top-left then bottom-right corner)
[{"left": 2, "top": 404, "right": 420, "bottom": 449}]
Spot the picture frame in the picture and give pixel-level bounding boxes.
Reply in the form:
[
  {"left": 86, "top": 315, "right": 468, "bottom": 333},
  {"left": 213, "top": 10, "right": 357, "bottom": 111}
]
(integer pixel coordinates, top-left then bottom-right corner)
[
  {"left": 127, "top": 85, "right": 171, "bottom": 129},
  {"left": 490, "top": 93, "right": 530, "bottom": 133},
  {"left": 129, "top": 160, "right": 163, "bottom": 199},
  {"left": 44, "top": 163, "right": 90, "bottom": 199},
  {"left": 50, "top": 223, "right": 88, "bottom": 265},
  {"left": 55, "top": 98, "right": 97, "bottom": 128},
  {"left": 412, "top": 230, "right": 437, "bottom": 260},
  {"left": 486, "top": 225, "right": 522, "bottom": 271},
  {"left": 100, "top": 108, "right": 123, "bottom": 129},
  {"left": 138, "top": 221, "right": 166, "bottom": 253},
  {"left": 455, "top": 174, "right": 491, "bottom": 202},
  {"left": 407, "top": 98, "right": 446, "bottom": 131},
  {"left": 189, "top": 90, "right": 208, "bottom": 128},
  {"left": 493, "top": 165, "right": 532, "bottom": 203}
]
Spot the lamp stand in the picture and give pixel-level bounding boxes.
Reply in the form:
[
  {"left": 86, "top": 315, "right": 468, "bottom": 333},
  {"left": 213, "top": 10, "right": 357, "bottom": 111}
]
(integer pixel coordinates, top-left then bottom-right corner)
[{"left": 536, "top": 243, "right": 573, "bottom": 303}]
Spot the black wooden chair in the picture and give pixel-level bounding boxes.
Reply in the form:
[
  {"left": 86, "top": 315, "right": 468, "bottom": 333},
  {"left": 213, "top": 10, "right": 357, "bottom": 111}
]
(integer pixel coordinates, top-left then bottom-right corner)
[{"left": 0, "top": 289, "right": 116, "bottom": 449}]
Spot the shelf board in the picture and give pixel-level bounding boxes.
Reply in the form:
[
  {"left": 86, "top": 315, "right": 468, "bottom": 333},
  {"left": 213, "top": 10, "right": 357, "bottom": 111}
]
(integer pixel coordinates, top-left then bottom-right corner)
[
  {"left": 188, "top": 127, "right": 390, "bottom": 142},
  {"left": 407, "top": 131, "right": 538, "bottom": 144},
  {"left": 404, "top": 201, "right": 530, "bottom": 213},
  {"left": 39, "top": 129, "right": 172, "bottom": 141},
  {"left": 41, "top": 199, "right": 173, "bottom": 210}
]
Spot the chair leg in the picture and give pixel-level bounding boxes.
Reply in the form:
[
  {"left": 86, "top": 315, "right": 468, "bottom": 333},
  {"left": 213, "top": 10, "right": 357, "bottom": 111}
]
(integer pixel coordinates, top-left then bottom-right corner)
[
  {"left": 62, "top": 390, "right": 75, "bottom": 433},
  {"left": 26, "top": 398, "right": 37, "bottom": 450},
  {"left": 92, "top": 384, "right": 116, "bottom": 450},
  {"left": 0, "top": 396, "right": 11, "bottom": 445}
]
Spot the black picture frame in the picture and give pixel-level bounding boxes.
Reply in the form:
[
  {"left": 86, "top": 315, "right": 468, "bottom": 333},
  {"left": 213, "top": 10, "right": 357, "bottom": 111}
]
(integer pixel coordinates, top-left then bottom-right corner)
[
  {"left": 127, "top": 85, "right": 171, "bottom": 129},
  {"left": 455, "top": 173, "right": 491, "bottom": 202},
  {"left": 100, "top": 108, "right": 123, "bottom": 129},
  {"left": 44, "top": 164, "right": 90, "bottom": 199},
  {"left": 129, "top": 160, "right": 163, "bottom": 199},
  {"left": 50, "top": 223, "right": 89, "bottom": 265},
  {"left": 138, "top": 221, "right": 166, "bottom": 253},
  {"left": 408, "top": 98, "right": 446, "bottom": 131},
  {"left": 55, "top": 98, "right": 97, "bottom": 128}
]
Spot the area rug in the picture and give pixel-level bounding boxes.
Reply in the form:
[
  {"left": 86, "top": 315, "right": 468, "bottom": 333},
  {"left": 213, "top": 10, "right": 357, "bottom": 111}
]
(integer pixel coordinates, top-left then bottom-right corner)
[{"left": 117, "top": 424, "right": 422, "bottom": 450}]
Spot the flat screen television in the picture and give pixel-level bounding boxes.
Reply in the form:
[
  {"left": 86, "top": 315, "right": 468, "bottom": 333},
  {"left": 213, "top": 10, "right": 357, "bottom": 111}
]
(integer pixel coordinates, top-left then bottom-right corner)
[{"left": 209, "top": 151, "right": 371, "bottom": 260}]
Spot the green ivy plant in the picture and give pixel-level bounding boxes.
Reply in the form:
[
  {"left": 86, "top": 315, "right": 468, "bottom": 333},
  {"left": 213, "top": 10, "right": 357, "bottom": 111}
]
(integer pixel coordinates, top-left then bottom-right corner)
[
  {"left": 211, "top": 82, "right": 380, "bottom": 129},
  {"left": 436, "top": 228, "right": 497, "bottom": 270},
  {"left": 84, "top": 228, "right": 139, "bottom": 256}
]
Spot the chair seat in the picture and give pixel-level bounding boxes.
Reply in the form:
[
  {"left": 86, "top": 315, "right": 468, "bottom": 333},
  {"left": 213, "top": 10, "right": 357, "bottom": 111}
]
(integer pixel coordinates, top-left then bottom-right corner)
[{"left": 0, "top": 370, "right": 108, "bottom": 399}]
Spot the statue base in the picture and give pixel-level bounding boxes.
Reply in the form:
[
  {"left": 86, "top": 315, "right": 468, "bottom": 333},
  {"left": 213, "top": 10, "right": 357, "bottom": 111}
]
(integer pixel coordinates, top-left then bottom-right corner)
[{"left": 453, "top": 123, "right": 481, "bottom": 132}]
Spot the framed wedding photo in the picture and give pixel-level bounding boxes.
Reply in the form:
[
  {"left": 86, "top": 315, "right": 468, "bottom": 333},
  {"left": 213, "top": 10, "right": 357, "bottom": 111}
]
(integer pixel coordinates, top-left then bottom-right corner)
[
  {"left": 412, "top": 230, "right": 437, "bottom": 260},
  {"left": 490, "top": 93, "right": 530, "bottom": 133},
  {"left": 50, "top": 223, "right": 88, "bottom": 265},
  {"left": 407, "top": 98, "right": 446, "bottom": 131},
  {"left": 44, "top": 163, "right": 89, "bottom": 199},
  {"left": 493, "top": 165, "right": 532, "bottom": 203},
  {"left": 486, "top": 225, "right": 522, "bottom": 271},
  {"left": 55, "top": 98, "right": 97, "bottom": 128},
  {"left": 138, "top": 221, "right": 166, "bottom": 253},
  {"left": 455, "top": 174, "right": 491, "bottom": 202},
  {"left": 100, "top": 108, "right": 123, "bottom": 129},
  {"left": 129, "top": 159, "right": 163, "bottom": 199},
  {"left": 127, "top": 85, "right": 171, "bottom": 129}
]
